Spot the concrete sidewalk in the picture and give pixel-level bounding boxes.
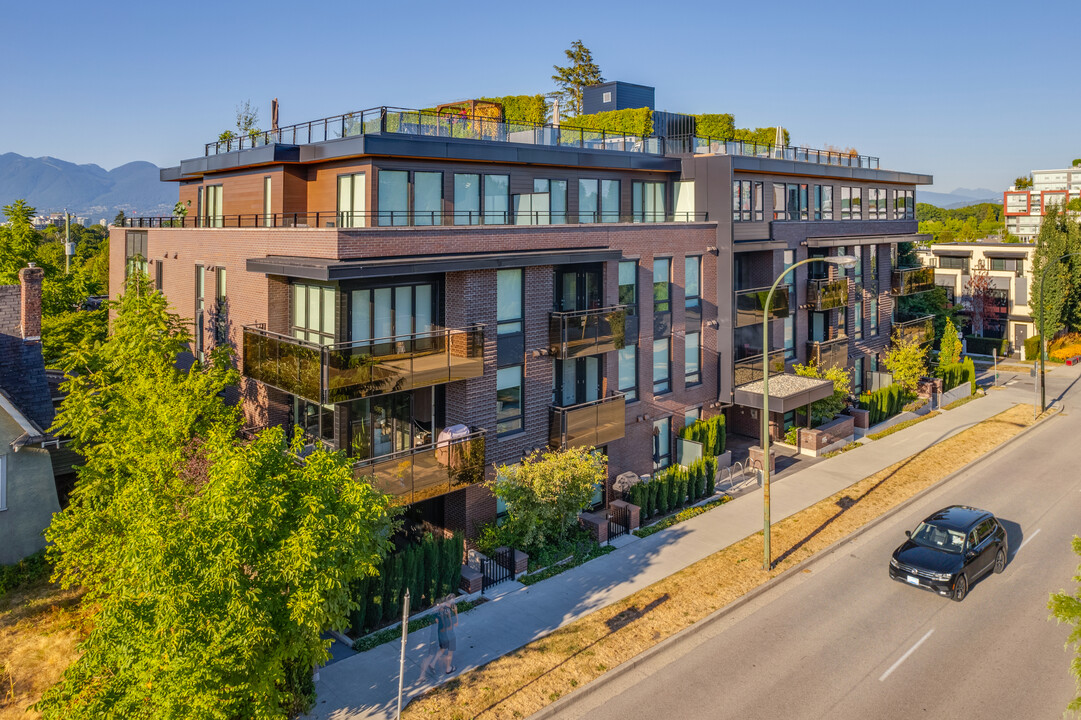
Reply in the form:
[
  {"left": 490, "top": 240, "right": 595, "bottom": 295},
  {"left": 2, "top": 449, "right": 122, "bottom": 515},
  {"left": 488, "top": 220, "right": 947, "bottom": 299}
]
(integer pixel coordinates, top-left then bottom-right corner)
[{"left": 304, "top": 382, "right": 1045, "bottom": 720}]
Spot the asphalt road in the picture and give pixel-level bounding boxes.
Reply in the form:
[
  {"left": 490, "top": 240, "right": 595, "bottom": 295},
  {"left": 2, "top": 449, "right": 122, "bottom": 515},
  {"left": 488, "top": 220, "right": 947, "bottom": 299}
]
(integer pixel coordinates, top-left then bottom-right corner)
[{"left": 553, "top": 379, "right": 1081, "bottom": 719}]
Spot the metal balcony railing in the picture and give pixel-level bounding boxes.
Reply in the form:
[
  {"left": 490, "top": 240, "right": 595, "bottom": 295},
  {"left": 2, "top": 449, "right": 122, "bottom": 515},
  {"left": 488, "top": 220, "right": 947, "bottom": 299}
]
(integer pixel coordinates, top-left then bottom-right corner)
[
  {"left": 733, "top": 350, "right": 787, "bottom": 386},
  {"left": 242, "top": 323, "right": 484, "bottom": 404},
  {"left": 354, "top": 429, "right": 486, "bottom": 505},
  {"left": 892, "top": 266, "right": 936, "bottom": 296},
  {"left": 893, "top": 314, "right": 935, "bottom": 345},
  {"left": 549, "top": 306, "right": 630, "bottom": 359},
  {"left": 807, "top": 277, "right": 849, "bottom": 311},
  {"left": 807, "top": 337, "right": 849, "bottom": 370},
  {"left": 734, "top": 286, "right": 790, "bottom": 328},
  {"left": 550, "top": 393, "right": 626, "bottom": 449}
]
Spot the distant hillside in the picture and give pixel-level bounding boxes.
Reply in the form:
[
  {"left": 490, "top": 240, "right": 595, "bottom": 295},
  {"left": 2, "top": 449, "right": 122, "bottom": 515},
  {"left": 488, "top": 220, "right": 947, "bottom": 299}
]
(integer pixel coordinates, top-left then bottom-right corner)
[
  {"left": 0, "top": 153, "right": 174, "bottom": 220},
  {"left": 919, "top": 187, "right": 1000, "bottom": 209}
]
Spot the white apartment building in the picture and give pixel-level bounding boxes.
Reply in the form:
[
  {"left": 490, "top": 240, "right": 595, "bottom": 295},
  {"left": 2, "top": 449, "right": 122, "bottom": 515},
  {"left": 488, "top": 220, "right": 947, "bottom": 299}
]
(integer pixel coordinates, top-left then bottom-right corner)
[{"left": 1004, "top": 166, "right": 1081, "bottom": 241}]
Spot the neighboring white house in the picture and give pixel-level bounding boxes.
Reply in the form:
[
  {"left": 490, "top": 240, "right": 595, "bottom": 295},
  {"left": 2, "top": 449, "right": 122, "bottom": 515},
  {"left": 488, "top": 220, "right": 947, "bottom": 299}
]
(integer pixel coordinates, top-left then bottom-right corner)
[
  {"left": 1004, "top": 167, "right": 1081, "bottom": 241},
  {"left": 918, "top": 240, "right": 1037, "bottom": 354}
]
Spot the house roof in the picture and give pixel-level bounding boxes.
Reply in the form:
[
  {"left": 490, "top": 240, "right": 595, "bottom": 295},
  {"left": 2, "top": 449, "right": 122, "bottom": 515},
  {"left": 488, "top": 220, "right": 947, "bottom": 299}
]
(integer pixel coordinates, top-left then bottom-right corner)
[{"left": 0, "top": 285, "right": 54, "bottom": 438}]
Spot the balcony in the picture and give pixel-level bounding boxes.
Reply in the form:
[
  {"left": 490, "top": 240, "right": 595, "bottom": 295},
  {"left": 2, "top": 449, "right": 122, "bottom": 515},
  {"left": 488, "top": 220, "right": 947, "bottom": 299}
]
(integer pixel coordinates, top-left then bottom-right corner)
[
  {"left": 550, "top": 393, "right": 626, "bottom": 449},
  {"left": 735, "top": 286, "right": 790, "bottom": 328},
  {"left": 242, "top": 323, "right": 484, "bottom": 404},
  {"left": 733, "top": 350, "right": 786, "bottom": 386},
  {"left": 354, "top": 429, "right": 486, "bottom": 505},
  {"left": 667, "top": 135, "right": 880, "bottom": 169},
  {"left": 892, "top": 266, "right": 935, "bottom": 296},
  {"left": 893, "top": 314, "right": 934, "bottom": 345},
  {"left": 807, "top": 278, "right": 849, "bottom": 311},
  {"left": 807, "top": 337, "right": 849, "bottom": 370},
  {"left": 549, "top": 306, "right": 630, "bottom": 359}
]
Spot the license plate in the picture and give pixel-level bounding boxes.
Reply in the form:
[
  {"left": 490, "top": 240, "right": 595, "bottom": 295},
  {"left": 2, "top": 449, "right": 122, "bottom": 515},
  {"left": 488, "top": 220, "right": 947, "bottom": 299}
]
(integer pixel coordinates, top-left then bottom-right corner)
[{"left": 906, "top": 575, "right": 920, "bottom": 585}]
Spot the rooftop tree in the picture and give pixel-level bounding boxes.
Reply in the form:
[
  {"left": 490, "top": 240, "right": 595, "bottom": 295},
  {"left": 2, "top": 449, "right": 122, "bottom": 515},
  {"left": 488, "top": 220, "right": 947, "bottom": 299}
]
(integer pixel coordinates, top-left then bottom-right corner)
[{"left": 551, "top": 40, "right": 603, "bottom": 118}]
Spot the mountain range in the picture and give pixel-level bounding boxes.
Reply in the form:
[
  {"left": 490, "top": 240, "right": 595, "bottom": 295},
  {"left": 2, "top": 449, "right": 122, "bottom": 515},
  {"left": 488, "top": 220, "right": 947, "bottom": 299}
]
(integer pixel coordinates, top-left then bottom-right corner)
[
  {"left": 919, "top": 187, "right": 1001, "bottom": 209},
  {"left": 0, "top": 152, "right": 174, "bottom": 222}
]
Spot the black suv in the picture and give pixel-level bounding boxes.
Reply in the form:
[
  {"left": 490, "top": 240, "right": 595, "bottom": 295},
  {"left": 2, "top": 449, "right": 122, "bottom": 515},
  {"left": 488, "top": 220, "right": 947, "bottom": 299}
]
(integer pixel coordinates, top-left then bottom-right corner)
[{"left": 889, "top": 505, "right": 1008, "bottom": 602}]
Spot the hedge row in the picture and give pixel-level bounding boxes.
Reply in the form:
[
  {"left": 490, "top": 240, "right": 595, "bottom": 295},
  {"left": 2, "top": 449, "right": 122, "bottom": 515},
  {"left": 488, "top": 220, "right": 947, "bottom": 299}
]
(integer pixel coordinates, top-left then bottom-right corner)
[
  {"left": 349, "top": 533, "right": 464, "bottom": 637},
  {"left": 858, "top": 384, "right": 909, "bottom": 426},
  {"left": 938, "top": 357, "right": 976, "bottom": 394},
  {"left": 965, "top": 335, "right": 1009, "bottom": 356},
  {"left": 1024, "top": 334, "right": 1041, "bottom": 361},
  {"left": 626, "top": 456, "right": 718, "bottom": 521},
  {"left": 678, "top": 415, "right": 726, "bottom": 456},
  {"left": 563, "top": 107, "right": 654, "bottom": 136}
]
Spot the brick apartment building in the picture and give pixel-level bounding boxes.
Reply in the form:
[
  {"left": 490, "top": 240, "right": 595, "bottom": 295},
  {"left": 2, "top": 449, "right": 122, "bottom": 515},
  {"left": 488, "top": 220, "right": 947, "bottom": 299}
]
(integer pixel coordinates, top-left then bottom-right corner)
[{"left": 111, "top": 93, "right": 932, "bottom": 538}]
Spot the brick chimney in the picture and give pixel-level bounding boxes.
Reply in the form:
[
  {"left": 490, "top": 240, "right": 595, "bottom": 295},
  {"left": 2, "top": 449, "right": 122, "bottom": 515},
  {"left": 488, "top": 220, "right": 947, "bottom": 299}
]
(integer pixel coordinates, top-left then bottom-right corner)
[{"left": 19, "top": 263, "right": 44, "bottom": 342}]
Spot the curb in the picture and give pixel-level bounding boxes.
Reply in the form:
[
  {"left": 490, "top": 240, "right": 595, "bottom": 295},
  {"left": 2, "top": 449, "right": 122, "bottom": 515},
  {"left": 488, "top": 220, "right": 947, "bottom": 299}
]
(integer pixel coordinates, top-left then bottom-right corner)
[{"left": 529, "top": 403, "right": 1062, "bottom": 720}]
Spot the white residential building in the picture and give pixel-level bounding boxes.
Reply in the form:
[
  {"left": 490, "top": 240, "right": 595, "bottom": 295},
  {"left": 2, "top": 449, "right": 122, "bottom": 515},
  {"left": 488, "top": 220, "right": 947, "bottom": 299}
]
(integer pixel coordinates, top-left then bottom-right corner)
[{"left": 1004, "top": 166, "right": 1081, "bottom": 241}]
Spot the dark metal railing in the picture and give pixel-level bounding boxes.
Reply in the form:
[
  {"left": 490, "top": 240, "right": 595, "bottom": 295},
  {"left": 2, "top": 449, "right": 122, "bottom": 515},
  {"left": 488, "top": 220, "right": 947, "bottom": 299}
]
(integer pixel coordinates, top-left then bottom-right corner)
[
  {"left": 666, "top": 134, "right": 880, "bottom": 169},
  {"left": 893, "top": 314, "right": 935, "bottom": 346},
  {"left": 123, "top": 210, "right": 708, "bottom": 229},
  {"left": 807, "top": 337, "right": 849, "bottom": 370},
  {"left": 206, "top": 106, "right": 665, "bottom": 156},
  {"left": 891, "top": 266, "right": 936, "bottom": 296},
  {"left": 807, "top": 277, "right": 849, "bottom": 311},
  {"left": 354, "top": 428, "right": 486, "bottom": 506},
  {"left": 734, "top": 286, "right": 790, "bottom": 328},
  {"left": 733, "top": 349, "right": 786, "bottom": 386},
  {"left": 242, "top": 323, "right": 484, "bottom": 405},
  {"left": 550, "top": 392, "right": 626, "bottom": 449},
  {"left": 549, "top": 306, "right": 631, "bottom": 359}
]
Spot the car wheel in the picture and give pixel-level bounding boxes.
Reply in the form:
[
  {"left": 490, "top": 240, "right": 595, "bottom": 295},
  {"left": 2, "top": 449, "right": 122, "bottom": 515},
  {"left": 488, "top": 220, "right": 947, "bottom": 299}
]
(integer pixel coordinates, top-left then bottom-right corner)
[
  {"left": 994, "top": 548, "right": 1006, "bottom": 574},
  {"left": 953, "top": 574, "right": 968, "bottom": 602}
]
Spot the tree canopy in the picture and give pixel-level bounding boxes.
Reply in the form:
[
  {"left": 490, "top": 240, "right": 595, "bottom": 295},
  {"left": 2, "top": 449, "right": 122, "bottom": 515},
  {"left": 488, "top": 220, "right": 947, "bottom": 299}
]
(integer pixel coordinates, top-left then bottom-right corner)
[
  {"left": 37, "top": 279, "right": 396, "bottom": 718},
  {"left": 1048, "top": 536, "right": 1081, "bottom": 716},
  {"left": 884, "top": 336, "right": 928, "bottom": 393},
  {"left": 1015, "top": 176, "right": 1033, "bottom": 189},
  {"left": 793, "top": 361, "right": 851, "bottom": 426},
  {"left": 551, "top": 40, "right": 603, "bottom": 117},
  {"left": 1031, "top": 206, "right": 1081, "bottom": 336}
]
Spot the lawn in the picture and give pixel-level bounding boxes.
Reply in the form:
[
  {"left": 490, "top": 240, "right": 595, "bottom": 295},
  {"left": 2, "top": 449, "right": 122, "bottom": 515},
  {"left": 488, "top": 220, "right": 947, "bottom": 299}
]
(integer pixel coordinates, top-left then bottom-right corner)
[{"left": 403, "top": 404, "right": 1042, "bottom": 720}]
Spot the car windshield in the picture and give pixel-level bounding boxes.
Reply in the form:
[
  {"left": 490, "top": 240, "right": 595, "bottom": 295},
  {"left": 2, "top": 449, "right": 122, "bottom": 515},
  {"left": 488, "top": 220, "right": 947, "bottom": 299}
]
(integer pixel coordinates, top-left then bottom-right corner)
[{"left": 910, "top": 522, "right": 966, "bottom": 553}]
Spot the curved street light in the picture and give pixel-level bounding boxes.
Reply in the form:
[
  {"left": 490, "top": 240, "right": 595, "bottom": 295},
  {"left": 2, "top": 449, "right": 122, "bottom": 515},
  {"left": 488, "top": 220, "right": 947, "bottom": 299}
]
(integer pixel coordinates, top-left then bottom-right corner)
[
  {"left": 1038, "top": 251, "right": 1081, "bottom": 415},
  {"left": 762, "top": 254, "right": 858, "bottom": 570}
]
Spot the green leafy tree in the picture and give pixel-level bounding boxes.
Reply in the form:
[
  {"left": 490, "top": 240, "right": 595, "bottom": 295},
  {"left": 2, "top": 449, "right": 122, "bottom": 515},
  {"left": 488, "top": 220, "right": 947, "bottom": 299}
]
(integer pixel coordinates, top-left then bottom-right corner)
[
  {"left": 113, "top": 209, "right": 126, "bottom": 227},
  {"left": 884, "top": 336, "right": 929, "bottom": 394},
  {"left": 551, "top": 40, "right": 604, "bottom": 117},
  {"left": 1015, "top": 175, "right": 1033, "bottom": 189},
  {"left": 793, "top": 362, "right": 852, "bottom": 425},
  {"left": 963, "top": 265, "right": 996, "bottom": 337},
  {"left": 37, "top": 278, "right": 395, "bottom": 718},
  {"left": 939, "top": 317, "right": 962, "bottom": 366},
  {"left": 1031, "top": 205, "right": 1081, "bottom": 337},
  {"left": 1049, "top": 536, "right": 1081, "bottom": 715},
  {"left": 490, "top": 446, "right": 606, "bottom": 551},
  {"left": 1, "top": 200, "right": 39, "bottom": 279}
]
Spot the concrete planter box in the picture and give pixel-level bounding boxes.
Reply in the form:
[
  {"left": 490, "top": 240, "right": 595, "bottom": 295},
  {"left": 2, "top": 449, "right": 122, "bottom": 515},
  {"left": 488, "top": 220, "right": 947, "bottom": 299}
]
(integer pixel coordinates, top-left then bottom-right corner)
[{"left": 798, "top": 415, "right": 855, "bottom": 457}]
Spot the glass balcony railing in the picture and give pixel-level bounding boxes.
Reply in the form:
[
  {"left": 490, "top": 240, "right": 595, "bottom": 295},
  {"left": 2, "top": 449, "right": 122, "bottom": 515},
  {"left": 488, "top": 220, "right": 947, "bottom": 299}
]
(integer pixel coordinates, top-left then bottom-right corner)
[
  {"left": 733, "top": 350, "right": 786, "bottom": 386},
  {"left": 549, "top": 306, "right": 630, "bottom": 359},
  {"left": 893, "top": 314, "right": 934, "bottom": 345},
  {"left": 354, "top": 429, "right": 486, "bottom": 505},
  {"left": 735, "top": 286, "right": 790, "bottom": 328},
  {"left": 807, "top": 278, "right": 849, "bottom": 311},
  {"left": 242, "top": 323, "right": 485, "bottom": 404},
  {"left": 666, "top": 135, "right": 880, "bottom": 169},
  {"left": 892, "top": 266, "right": 936, "bottom": 296},
  {"left": 807, "top": 337, "right": 849, "bottom": 370},
  {"left": 550, "top": 393, "right": 626, "bottom": 449}
]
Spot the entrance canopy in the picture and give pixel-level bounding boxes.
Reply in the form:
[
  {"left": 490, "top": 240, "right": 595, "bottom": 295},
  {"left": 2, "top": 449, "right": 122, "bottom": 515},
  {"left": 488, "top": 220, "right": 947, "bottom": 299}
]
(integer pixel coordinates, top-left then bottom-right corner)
[{"left": 733, "top": 374, "right": 834, "bottom": 414}]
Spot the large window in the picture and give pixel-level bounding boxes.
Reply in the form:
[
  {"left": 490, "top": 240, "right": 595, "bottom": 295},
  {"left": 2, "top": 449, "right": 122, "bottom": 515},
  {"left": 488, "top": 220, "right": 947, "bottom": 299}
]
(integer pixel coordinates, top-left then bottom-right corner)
[
  {"left": 213, "top": 267, "right": 227, "bottom": 344},
  {"left": 454, "top": 173, "right": 480, "bottom": 225},
  {"left": 852, "top": 246, "right": 863, "bottom": 283},
  {"left": 533, "top": 178, "right": 567, "bottom": 224},
  {"left": 773, "top": 183, "right": 808, "bottom": 220},
  {"left": 124, "top": 231, "right": 148, "bottom": 279},
  {"left": 483, "top": 174, "right": 509, "bottom": 225},
  {"left": 263, "top": 176, "right": 272, "bottom": 227},
  {"left": 351, "top": 283, "right": 435, "bottom": 343},
  {"left": 633, "top": 181, "right": 666, "bottom": 222},
  {"left": 854, "top": 357, "right": 864, "bottom": 394},
  {"left": 497, "top": 366, "right": 523, "bottom": 435},
  {"left": 854, "top": 298, "right": 863, "bottom": 340},
  {"left": 618, "top": 346, "right": 637, "bottom": 401},
  {"left": 294, "top": 283, "right": 336, "bottom": 345},
  {"left": 653, "top": 417, "right": 671, "bottom": 470},
  {"left": 685, "top": 256, "right": 701, "bottom": 313},
  {"left": 497, "top": 269, "right": 523, "bottom": 335},
  {"left": 337, "top": 173, "right": 366, "bottom": 228},
  {"left": 868, "top": 296, "right": 878, "bottom": 336},
  {"left": 841, "top": 186, "right": 862, "bottom": 220},
  {"left": 378, "top": 170, "right": 409, "bottom": 226},
  {"left": 990, "top": 257, "right": 1024, "bottom": 275},
  {"left": 894, "top": 190, "right": 915, "bottom": 220},
  {"left": 673, "top": 180, "right": 695, "bottom": 220},
  {"left": 814, "top": 185, "right": 833, "bottom": 220},
  {"left": 653, "top": 257, "right": 671, "bottom": 315},
  {"left": 414, "top": 172, "right": 443, "bottom": 225},
  {"left": 732, "top": 180, "right": 763, "bottom": 222},
  {"left": 653, "top": 337, "right": 670, "bottom": 394},
  {"left": 619, "top": 260, "right": 638, "bottom": 313},
  {"left": 685, "top": 332, "right": 701, "bottom": 386},
  {"left": 203, "top": 184, "right": 223, "bottom": 227},
  {"left": 783, "top": 250, "right": 795, "bottom": 359},
  {"left": 867, "top": 188, "right": 886, "bottom": 220},
  {"left": 579, "top": 179, "right": 620, "bottom": 222},
  {"left": 938, "top": 256, "right": 969, "bottom": 272}
]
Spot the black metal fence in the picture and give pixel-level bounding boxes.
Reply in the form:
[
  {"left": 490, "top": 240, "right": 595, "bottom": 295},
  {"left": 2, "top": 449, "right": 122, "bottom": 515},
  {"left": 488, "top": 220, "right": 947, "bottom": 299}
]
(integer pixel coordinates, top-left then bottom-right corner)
[
  {"left": 481, "top": 548, "right": 515, "bottom": 592},
  {"left": 608, "top": 503, "right": 629, "bottom": 542}
]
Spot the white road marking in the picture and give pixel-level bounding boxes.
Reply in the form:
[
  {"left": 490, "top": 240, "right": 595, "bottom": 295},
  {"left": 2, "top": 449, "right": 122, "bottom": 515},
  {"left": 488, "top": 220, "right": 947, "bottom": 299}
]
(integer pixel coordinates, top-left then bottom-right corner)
[
  {"left": 879, "top": 629, "right": 934, "bottom": 682},
  {"left": 1018, "top": 528, "right": 1041, "bottom": 551}
]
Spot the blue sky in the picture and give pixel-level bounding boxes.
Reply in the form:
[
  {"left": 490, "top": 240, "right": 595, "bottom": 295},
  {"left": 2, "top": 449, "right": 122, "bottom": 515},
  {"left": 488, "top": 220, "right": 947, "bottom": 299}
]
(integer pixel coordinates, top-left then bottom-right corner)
[{"left": 3, "top": 0, "right": 1079, "bottom": 194}]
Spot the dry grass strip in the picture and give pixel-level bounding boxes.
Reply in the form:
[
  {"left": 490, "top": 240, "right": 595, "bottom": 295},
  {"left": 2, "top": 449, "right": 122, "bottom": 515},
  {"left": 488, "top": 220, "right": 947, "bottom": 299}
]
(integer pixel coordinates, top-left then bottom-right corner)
[
  {"left": 404, "top": 404, "right": 1040, "bottom": 720},
  {"left": 0, "top": 580, "right": 86, "bottom": 719}
]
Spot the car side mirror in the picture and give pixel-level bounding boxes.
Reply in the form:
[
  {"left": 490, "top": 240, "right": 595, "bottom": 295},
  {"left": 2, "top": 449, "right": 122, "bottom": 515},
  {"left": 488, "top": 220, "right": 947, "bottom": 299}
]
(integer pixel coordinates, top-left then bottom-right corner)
[
  {"left": 905, "top": 530, "right": 911, "bottom": 538},
  {"left": 965, "top": 549, "right": 976, "bottom": 559}
]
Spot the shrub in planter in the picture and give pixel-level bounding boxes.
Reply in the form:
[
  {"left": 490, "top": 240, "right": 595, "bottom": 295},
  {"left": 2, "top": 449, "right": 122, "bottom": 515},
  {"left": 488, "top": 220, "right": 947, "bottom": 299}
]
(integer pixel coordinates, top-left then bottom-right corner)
[
  {"left": 704, "top": 456, "right": 717, "bottom": 497},
  {"left": 1025, "top": 334, "right": 1041, "bottom": 361}
]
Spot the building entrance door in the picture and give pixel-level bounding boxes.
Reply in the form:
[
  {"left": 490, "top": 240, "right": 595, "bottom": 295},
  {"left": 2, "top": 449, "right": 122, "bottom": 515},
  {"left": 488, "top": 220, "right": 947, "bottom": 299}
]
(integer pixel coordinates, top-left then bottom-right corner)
[{"left": 1015, "top": 324, "right": 1028, "bottom": 359}]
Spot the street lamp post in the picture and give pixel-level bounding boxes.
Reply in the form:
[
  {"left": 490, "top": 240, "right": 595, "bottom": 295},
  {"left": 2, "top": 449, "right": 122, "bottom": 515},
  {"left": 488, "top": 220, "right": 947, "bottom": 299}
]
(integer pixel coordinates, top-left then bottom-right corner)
[
  {"left": 1038, "top": 251, "right": 1081, "bottom": 415},
  {"left": 761, "top": 254, "right": 857, "bottom": 571}
]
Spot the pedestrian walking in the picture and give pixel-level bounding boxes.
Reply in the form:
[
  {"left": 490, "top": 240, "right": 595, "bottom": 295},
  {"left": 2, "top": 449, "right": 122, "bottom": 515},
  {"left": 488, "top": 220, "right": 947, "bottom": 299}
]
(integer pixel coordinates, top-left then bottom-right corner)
[{"left": 419, "top": 594, "right": 459, "bottom": 679}]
